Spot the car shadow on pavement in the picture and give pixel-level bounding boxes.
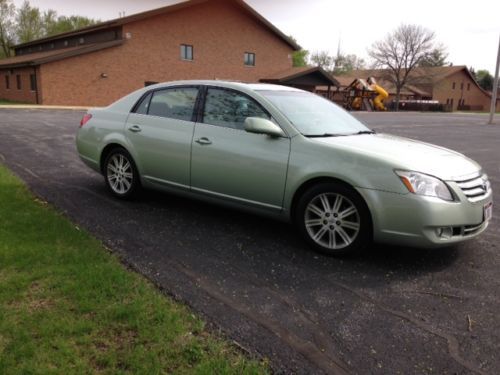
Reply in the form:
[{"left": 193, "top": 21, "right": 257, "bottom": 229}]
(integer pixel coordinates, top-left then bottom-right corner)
[{"left": 129, "top": 187, "right": 462, "bottom": 283}]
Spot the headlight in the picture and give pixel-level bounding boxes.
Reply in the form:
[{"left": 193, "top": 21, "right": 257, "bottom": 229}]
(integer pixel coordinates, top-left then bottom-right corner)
[{"left": 395, "top": 171, "right": 453, "bottom": 201}]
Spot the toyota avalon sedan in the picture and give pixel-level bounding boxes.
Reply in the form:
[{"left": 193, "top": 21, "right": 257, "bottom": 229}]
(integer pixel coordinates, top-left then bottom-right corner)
[{"left": 76, "top": 80, "right": 493, "bottom": 255}]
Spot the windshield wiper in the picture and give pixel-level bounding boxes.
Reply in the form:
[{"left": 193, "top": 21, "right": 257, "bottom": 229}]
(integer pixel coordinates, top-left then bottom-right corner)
[
  {"left": 303, "top": 133, "right": 347, "bottom": 138},
  {"left": 353, "top": 130, "right": 376, "bottom": 135}
]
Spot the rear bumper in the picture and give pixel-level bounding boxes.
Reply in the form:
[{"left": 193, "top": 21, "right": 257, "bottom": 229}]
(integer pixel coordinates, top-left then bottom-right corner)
[{"left": 357, "top": 187, "right": 493, "bottom": 248}]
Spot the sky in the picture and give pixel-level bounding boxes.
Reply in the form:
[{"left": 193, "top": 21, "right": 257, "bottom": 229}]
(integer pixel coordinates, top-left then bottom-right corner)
[{"left": 11, "top": 0, "right": 500, "bottom": 74}]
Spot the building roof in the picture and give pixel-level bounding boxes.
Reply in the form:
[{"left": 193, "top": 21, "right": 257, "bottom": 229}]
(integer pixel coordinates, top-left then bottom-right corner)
[
  {"left": 262, "top": 66, "right": 339, "bottom": 87},
  {"left": 336, "top": 65, "right": 490, "bottom": 97},
  {"left": 324, "top": 75, "right": 421, "bottom": 96},
  {"left": 0, "top": 40, "right": 123, "bottom": 69},
  {"left": 13, "top": 0, "right": 300, "bottom": 51}
]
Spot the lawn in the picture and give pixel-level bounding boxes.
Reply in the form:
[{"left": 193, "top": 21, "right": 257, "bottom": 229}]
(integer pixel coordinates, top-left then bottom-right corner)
[
  {"left": 0, "top": 99, "right": 24, "bottom": 105},
  {"left": 0, "top": 164, "right": 267, "bottom": 374}
]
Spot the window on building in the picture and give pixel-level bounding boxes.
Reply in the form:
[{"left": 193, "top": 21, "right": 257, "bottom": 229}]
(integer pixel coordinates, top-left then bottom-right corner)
[
  {"left": 452, "top": 82, "right": 456, "bottom": 89},
  {"left": 16, "top": 75, "right": 21, "bottom": 90},
  {"left": 450, "top": 98, "right": 454, "bottom": 107},
  {"left": 148, "top": 87, "right": 199, "bottom": 121},
  {"left": 467, "top": 83, "right": 471, "bottom": 91},
  {"left": 446, "top": 98, "right": 449, "bottom": 105},
  {"left": 203, "top": 88, "right": 270, "bottom": 130},
  {"left": 5, "top": 75, "right": 9, "bottom": 90},
  {"left": 180, "top": 44, "right": 193, "bottom": 61},
  {"left": 30, "top": 74, "right": 37, "bottom": 91},
  {"left": 244, "top": 52, "right": 256, "bottom": 66},
  {"left": 460, "top": 82, "right": 464, "bottom": 90}
]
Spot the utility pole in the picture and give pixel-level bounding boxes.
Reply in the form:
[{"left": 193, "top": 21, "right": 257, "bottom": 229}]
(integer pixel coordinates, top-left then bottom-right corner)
[{"left": 489, "top": 34, "right": 500, "bottom": 124}]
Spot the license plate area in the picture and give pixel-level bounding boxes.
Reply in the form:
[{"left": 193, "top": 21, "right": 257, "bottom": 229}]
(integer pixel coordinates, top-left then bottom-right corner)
[{"left": 484, "top": 202, "right": 493, "bottom": 222}]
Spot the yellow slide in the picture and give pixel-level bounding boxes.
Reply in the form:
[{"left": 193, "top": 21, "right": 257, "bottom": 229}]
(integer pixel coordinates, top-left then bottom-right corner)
[
  {"left": 371, "top": 84, "right": 389, "bottom": 111},
  {"left": 367, "top": 77, "right": 388, "bottom": 111}
]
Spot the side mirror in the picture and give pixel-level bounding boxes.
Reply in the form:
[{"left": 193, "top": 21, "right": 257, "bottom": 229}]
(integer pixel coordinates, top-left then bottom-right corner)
[{"left": 244, "top": 117, "right": 285, "bottom": 137}]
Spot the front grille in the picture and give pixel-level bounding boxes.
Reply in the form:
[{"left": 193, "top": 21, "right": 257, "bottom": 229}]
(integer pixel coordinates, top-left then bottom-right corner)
[{"left": 455, "top": 174, "right": 491, "bottom": 203}]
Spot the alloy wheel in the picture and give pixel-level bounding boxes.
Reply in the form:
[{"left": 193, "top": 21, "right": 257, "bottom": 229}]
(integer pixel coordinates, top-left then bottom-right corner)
[
  {"left": 304, "top": 193, "right": 360, "bottom": 250},
  {"left": 107, "top": 153, "right": 134, "bottom": 195}
]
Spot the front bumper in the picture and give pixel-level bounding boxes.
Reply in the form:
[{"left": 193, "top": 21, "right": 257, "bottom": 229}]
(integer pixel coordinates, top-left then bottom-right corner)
[{"left": 357, "top": 186, "right": 493, "bottom": 248}]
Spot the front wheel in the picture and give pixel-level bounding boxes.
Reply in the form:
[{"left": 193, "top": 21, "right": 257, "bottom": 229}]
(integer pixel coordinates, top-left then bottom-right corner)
[
  {"left": 103, "top": 148, "right": 141, "bottom": 199},
  {"left": 295, "top": 182, "right": 372, "bottom": 256}
]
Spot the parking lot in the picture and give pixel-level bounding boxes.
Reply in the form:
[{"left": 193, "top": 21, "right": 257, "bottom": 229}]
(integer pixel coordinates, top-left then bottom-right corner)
[{"left": 0, "top": 109, "right": 498, "bottom": 374}]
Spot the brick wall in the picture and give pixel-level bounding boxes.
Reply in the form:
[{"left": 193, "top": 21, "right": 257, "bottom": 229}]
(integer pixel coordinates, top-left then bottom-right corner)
[
  {"left": 39, "top": 0, "right": 295, "bottom": 106},
  {"left": 433, "top": 70, "right": 492, "bottom": 111},
  {"left": 0, "top": 67, "right": 41, "bottom": 104}
]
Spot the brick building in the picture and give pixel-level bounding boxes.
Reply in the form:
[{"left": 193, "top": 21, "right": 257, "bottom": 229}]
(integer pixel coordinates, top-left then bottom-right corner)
[
  {"left": 0, "top": 0, "right": 337, "bottom": 106},
  {"left": 329, "top": 66, "right": 499, "bottom": 111}
]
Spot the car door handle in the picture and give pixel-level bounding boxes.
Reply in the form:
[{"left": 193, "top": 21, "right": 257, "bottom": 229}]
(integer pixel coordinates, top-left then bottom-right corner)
[
  {"left": 128, "top": 125, "right": 142, "bottom": 133},
  {"left": 195, "top": 137, "right": 212, "bottom": 145}
]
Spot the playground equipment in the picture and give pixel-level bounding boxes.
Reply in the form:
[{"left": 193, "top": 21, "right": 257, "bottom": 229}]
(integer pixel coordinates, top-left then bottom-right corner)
[{"left": 343, "top": 77, "right": 389, "bottom": 111}]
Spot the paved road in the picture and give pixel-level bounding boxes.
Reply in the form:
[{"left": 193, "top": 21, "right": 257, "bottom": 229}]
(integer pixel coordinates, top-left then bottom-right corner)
[{"left": 0, "top": 109, "right": 499, "bottom": 374}]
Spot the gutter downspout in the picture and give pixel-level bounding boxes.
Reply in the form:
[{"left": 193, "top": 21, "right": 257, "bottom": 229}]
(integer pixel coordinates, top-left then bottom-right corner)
[{"left": 33, "top": 66, "right": 39, "bottom": 105}]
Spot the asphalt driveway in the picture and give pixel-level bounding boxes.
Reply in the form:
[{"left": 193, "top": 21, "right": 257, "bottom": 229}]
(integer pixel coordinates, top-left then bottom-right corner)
[{"left": 0, "top": 109, "right": 499, "bottom": 374}]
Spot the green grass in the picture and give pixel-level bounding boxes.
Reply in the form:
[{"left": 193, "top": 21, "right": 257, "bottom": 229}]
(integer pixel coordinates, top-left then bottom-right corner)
[
  {"left": 0, "top": 99, "right": 25, "bottom": 105},
  {"left": 0, "top": 164, "right": 267, "bottom": 374}
]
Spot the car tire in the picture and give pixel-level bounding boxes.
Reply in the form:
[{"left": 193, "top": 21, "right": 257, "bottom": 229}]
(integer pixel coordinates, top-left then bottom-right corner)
[
  {"left": 295, "top": 182, "right": 372, "bottom": 256},
  {"left": 103, "top": 148, "right": 141, "bottom": 199}
]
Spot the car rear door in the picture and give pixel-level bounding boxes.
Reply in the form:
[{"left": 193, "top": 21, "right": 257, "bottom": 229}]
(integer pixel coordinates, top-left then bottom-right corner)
[
  {"left": 125, "top": 86, "right": 199, "bottom": 189},
  {"left": 190, "top": 87, "right": 290, "bottom": 211}
]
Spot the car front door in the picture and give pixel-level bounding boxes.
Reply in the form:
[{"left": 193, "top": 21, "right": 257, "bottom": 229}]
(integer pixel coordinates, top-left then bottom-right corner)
[
  {"left": 125, "top": 86, "right": 199, "bottom": 189},
  {"left": 190, "top": 87, "right": 290, "bottom": 211}
]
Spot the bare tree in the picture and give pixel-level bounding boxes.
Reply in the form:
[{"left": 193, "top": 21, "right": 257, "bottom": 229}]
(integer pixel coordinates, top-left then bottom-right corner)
[
  {"left": 333, "top": 53, "right": 366, "bottom": 75},
  {"left": 368, "top": 24, "right": 435, "bottom": 109},
  {"left": 0, "top": 0, "right": 15, "bottom": 58},
  {"left": 310, "top": 50, "right": 334, "bottom": 71}
]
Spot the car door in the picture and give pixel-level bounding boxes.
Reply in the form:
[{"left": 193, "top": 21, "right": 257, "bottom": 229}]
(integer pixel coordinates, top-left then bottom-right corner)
[
  {"left": 190, "top": 87, "right": 291, "bottom": 210},
  {"left": 125, "top": 86, "right": 199, "bottom": 189}
]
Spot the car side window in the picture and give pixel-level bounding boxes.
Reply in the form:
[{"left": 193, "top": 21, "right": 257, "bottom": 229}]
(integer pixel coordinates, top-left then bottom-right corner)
[
  {"left": 134, "top": 92, "right": 152, "bottom": 115},
  {"left": 148, "top": 87, "right": 198, "bottom": 121},
  {"left": 203, "top": 88, "right": 270, "bottom": 130}
]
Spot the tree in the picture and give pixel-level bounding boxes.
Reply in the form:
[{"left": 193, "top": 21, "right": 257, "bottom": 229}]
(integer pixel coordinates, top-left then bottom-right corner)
[
  {"left": 0, "top": 0, "right": 16, "bottom": 58},
  {"left": 310, "top": 50, "right": 334, "bottom": 71},
  {"left": 45, "top": 15, "right": 96, "bottom": 36},
  {"left": 15, "top": 0, "right": 44, "bottom": 44},
  {"left": 288, "top": 35, "right": 309, "bottom": 67},
  {"left": 419, "top": 46, "right": 448, "bottom": 67},
  {"left": 0, "top": 0, "right": 98, "bottom": 59},
  {"left": 333, "top": 53, "right": 366, "bottom": 75},
  {"left": 368, "top": 24, "right": 436, "bottom": 110},
  {"left": 292, "top": 49, "right": 309, "bottom": 67},
  {"left": 475, "top": 70, "right": 493, "bottom": 91}
]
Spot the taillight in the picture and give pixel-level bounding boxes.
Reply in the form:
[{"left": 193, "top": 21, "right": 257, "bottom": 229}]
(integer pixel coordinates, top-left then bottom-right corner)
[{"left": 80, "top": 113, "right": 92, "bottom": 127}]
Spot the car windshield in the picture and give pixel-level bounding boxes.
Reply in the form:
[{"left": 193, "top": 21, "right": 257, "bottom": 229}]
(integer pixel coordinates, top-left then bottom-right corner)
[{"left": 259, "top": 90, "right": 371, "bottom": 137}]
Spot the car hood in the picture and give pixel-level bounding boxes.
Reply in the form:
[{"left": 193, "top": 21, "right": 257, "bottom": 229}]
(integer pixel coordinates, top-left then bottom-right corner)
[{"left": 313, "top": 133, "right": 481, "bottom": 181}]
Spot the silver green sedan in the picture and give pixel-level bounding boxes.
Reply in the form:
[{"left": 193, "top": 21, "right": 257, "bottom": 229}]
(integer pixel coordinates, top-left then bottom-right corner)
[{"left": 76, "top": 80, "right": 493, "bottom": 255}]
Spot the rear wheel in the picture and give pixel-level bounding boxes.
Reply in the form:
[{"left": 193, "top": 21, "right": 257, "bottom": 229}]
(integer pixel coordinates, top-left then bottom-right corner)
[
  {"left": 103, "top": 148, "right": 140, "bottom": 199},
  {"left": 295, "top": 182, "right": 371, "bottom": 255}
]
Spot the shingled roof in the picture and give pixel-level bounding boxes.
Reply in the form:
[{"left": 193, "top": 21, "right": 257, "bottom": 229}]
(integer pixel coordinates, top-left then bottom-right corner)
[
  {"left": 12, "top": 0, "right": 300, "bottom": 51},
  {"left": 334, "top": 66, "right": 488, "bottom": 97},
  {"left": 262, "top": 66, "right": 339, "bottom": 87},
  {"left": 0, "top": 40, "right": 123, "bottom": 69}
]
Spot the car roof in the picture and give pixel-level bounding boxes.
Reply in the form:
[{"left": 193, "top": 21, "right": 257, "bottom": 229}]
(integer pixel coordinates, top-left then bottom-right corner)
[{"left": 146, "top": 80, "right": 305, "bottom": 93}]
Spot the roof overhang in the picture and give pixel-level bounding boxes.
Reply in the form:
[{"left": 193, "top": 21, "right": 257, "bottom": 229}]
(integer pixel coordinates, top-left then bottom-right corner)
[
  {"left": 13, "top": 0, "right": 300, "bottom": 52},
  {"left": 0, "top": 40, "right": 123, "bottom": 69},
  {"left": 261, "top": 67, "right": 339, "bottom": 87}
]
